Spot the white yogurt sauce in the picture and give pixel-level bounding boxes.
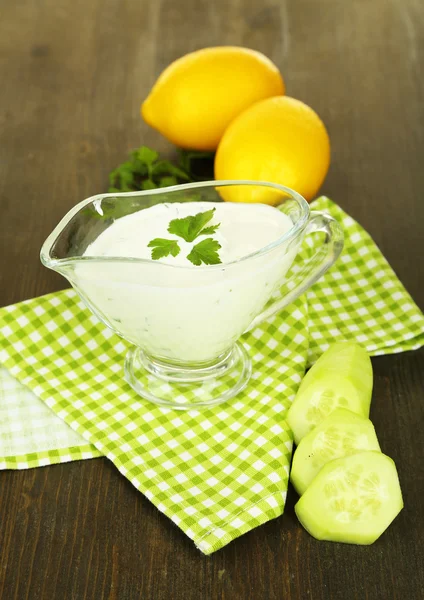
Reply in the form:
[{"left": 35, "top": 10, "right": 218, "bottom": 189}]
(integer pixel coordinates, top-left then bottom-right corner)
[
  {"left": 84, "top": 202, "right": 293, "bottom": 266},
  {"left": 72, "top": 202, "right": 298, "bottom": 363}
]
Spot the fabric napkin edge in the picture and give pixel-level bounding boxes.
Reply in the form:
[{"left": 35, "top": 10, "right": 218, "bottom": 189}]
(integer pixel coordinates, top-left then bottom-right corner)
[
  {"left": 0, "top": 443, "right": 102, "bottom": 470},
  {"left": 194, "top": 489, "right": 287, "bottom": 555}
]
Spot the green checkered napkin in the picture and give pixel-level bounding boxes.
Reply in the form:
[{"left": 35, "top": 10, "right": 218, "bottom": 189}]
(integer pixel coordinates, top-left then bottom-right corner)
[
  {"left": 1, "top": 197, "right": 423, "bottom": 554},
  {"left": 0, "top": 367, "right": 102, "bottom": 467}
]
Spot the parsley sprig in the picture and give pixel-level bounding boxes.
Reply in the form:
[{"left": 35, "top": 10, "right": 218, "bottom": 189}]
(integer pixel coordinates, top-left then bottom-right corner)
[
  {"left": 108, "top": 146, "right": 214, "bottom": 193},
  {"left": 109, "top": 146, "right": 190, "bottom": 193},
  {"left": 147, "top": 238, "right": 181, "bottom": 260},
  {"left": 187, "top": 238, "right": 222, "bottom": 266},
  {"left": 148, "top": 208, "right": 222, "bottom": 266},
  {"left": 168, "top": 208, "right": 220, "bottom": 242}
]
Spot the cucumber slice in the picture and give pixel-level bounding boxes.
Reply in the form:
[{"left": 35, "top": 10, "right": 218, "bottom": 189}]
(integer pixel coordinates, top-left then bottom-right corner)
[
  {"left": 290, "top": 408, "right": 381, "bottom": 495},
  {"left": 287, "top": 343, "right": 373, "bottom": 445},
  {"left": 295, "top": 451, "right": 403, "bottom": 544}
]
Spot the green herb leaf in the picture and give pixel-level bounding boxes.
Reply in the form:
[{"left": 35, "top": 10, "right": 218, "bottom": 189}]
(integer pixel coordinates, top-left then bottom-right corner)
[
  {"left": 142, "top": 179, "right": 157, "bottom": 190},
  {"left": 199, "top": 224, "right": 220, "bottom": 236},
  {"left": 159, "top": 175, "right": 178, "bottom": 188},
  {"left": 129, "top": 151, "right": 149, "bottom": 176},
  {"left": 109, "top": 161, "right": 135, "bottom": 187},
  {"left": 187, "top": 238, "right": 222, "bottom": 266},
  {"left": 167, "top": 164, "right": 192, "bottom": 180},
  {"left": 136, "top": 146, "right": 159, "bottom": 165},
  {"left": 147, "top": 238, "right": 181, "bottom": 260},
  {"left": 168, "top": 208, "right": 218, "bottom": 242},
  {"left": 107, "top": 144, "right": 218, "bottom": 195},
  {"left": 151, "top": 160, "right": 190, "bottom": 181}
]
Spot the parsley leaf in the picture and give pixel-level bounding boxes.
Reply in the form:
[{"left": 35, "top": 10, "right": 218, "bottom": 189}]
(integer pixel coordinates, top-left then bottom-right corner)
[
  {"left": 187, "top": 238, "right": 222, "bottom": 266},
  {"left": 142, "top": 178, "right": 157, "bottom": 190},
  {"left": 168, "top": 208, "right": 220, "bottom": 242},
  {"left": 147, "top": 210, "right": 222, "bottom": 264},
  {"left": 136, "top": 146, "right": 159, "bottom": 165},
  {"left": 158, "top": 175, "right": 178, "bottom": 187},
  {"left": 151, "top": 160, "right": 190, "bottom": 181},
  {"left": 147, "top": 238, "right": 181, "bottom": 260},
  {"left": 199, "top": 224, "right": 220, "bottom": 236},
  {"left": 108, "top": 145, "right": 192, "bottom": 193},
  {"left": 108, "top": 145, "right": 217, "bottom": 193},
  {"left": 108, "top": 161, "right": 137, "bottom": 192}
]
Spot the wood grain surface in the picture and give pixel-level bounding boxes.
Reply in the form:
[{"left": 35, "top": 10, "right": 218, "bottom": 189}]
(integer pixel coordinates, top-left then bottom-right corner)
[{"left": 0, "top": 0, "right": 423, "bottom": 598}]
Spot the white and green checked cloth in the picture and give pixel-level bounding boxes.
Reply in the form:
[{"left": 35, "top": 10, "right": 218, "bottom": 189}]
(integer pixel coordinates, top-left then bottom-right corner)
[{"left": 1, "top": 198, "right": 423, "bottom": 554}]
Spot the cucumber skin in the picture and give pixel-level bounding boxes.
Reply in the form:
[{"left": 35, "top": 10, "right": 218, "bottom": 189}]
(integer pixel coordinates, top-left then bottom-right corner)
[
  {"left": 294, "top": 451, "right": 404, "bottom": 545},
  {"left": 287, "top": 343, "right": 373, "bottom": 445},
  {"left": 299, "top": 343, "right": 372, "bottom": 400},
  {"left": 290, "top": 408, "right": 381, "bottom": 496},
  {"left": 287, "top": 376, "right": 369, "bottom": 445}
]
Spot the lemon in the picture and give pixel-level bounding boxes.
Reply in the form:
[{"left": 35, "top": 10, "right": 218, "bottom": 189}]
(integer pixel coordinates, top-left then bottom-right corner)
[
  {"left": 215, "top": 96, "right": 330, "bottom": 203},
  {"left": 141, "top": 46, "right": 285, "bottom": 151}
]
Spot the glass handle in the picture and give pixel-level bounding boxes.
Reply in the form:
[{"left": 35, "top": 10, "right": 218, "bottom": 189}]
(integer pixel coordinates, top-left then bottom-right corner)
[{"left": 246, "top": 211, "right": 344, "bottom": 331}]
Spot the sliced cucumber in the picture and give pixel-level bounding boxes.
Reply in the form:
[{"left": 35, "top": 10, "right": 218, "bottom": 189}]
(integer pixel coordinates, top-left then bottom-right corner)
[
  {"left": 295, "top": 451, "right": 403, "bottom": 544},
  {"left": 287, "top": 343, "right": 373, "bottom": 445},
  {"left": 290, "top": 408, "right": 381, "bottom": 495}
]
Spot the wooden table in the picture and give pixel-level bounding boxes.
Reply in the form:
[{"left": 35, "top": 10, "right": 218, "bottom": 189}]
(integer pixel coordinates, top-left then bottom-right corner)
[{"left": 1, "top": 1, "right": 423, "bottom": 598}]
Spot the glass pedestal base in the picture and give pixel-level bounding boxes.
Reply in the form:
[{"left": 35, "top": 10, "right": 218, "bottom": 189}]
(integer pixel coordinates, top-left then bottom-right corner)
[{"left": 124, "top": 343, "right": 251, "bottom": 410}]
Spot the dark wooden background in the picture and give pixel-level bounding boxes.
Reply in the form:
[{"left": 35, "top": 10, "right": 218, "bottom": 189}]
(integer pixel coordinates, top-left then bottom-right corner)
[{"left": 1, "top": 0, "right": 423, "bottom": 598}]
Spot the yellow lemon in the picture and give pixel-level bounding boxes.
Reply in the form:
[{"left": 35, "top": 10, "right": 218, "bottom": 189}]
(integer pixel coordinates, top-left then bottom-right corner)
[
  {"left": 141, "top": 46, "right": 285, "bottom": 151},
  {"left": 215, "top": 96, "right": 331, "bottom": 203}
]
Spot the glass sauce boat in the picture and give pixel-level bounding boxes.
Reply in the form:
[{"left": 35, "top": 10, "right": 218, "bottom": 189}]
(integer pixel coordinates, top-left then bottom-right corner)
[{"left": 41, "top": 181, "right": 343, "bottom": 409}]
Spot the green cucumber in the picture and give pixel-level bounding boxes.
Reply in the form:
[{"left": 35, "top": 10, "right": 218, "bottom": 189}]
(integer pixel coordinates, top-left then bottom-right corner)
[
  {"left": 295, "top": 451, "right": 403, "bottom": 544},
  {"left": 287, "top": 343, "right": 373, "bottom": 445},
  {"left": 290, "top": 408, "right": 381, "bottom": 495}
]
